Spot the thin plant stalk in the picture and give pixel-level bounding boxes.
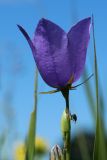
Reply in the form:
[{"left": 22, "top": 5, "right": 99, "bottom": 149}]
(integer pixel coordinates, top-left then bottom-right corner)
[
  {"left": 25, "top": 68, "right": 38, "bottom": 160},
  {"left": 61, "top": 89, "right": 71, "bottom": 160}
]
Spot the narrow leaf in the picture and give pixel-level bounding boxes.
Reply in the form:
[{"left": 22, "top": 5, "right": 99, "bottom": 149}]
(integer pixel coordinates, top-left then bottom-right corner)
[
  {"left": 92, "top": 15, "right": 107, "bottom": 160},
  {"left": 25, "top": 68, "right": 38, "bottom": 160}
]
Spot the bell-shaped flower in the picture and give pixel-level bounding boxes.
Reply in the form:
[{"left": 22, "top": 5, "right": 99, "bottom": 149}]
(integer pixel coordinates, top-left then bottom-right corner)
[{"left": 18, "top": 17, "right": 91, "bottom": 89}]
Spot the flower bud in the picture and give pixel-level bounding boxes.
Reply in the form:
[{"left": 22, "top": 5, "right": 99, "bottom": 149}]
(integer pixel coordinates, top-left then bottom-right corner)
[
  {"left": 61, "top": 110, "right": 70, "bottom": 134},
  {"left": 50, "top": 145, "right": 63, "bottom": 160}
]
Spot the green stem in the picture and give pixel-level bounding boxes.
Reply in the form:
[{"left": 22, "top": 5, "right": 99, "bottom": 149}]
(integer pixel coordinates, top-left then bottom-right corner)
[
  {"left": 33, "top": 69, "right": 38, "bottom": 135},
  {"left": 61, "top": 89, "right": 71, "bottom": 160},
  {"left": 25, "top": 68, "right": 38, "bottom": 160}
]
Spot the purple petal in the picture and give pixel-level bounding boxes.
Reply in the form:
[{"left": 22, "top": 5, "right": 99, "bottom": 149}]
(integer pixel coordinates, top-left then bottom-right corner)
[
  {"left": 67, "top": 17, "right": 91, "bottom": 82},
  {"left": 32, "top": 18, "right": 73, "bottom": 88},
  {"left": 17, "top": 25, "right": 35, "bottom": 53},
  {"left": 18, "top": 18, "right": 91, "bottom": 88}
]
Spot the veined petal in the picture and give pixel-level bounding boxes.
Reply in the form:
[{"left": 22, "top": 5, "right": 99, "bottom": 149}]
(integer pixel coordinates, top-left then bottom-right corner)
[
  {"left": 32, "top": 18, "right": 72, "bottom": 88},
  {"left": 67, "top": 17, "right": 91, "bottom": 82},
  {"left": 18, "top": 18, "right": 91, "bottom": 88}
]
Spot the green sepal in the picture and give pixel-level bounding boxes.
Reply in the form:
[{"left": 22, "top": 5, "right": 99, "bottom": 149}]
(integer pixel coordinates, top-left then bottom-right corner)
[{"left": 40, "top": 89, "right": 59, "bottom": 94}]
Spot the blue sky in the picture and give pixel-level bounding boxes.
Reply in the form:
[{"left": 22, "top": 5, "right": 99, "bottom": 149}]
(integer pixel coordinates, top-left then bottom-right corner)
[{"left": 0, "top": 0, "right": 107, "bottom": 153}]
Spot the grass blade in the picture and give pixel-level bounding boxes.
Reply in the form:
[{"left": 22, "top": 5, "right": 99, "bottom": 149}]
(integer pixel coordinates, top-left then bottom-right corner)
[
  {"left": 92, "top": 15, "right": 107, "bottom": 160},
  {"left": 83, "top": 70, "right": 96, "bottom": 119},
  {"left": 25, "top": 68, "right": 38, "bottom": 160}
]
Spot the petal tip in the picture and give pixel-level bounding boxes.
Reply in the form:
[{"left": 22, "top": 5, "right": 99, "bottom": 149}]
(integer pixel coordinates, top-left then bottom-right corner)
[
  {"left": 81, "top": 17, "right": 91, "bottom": 24},
  {"left": 38, "top": 18, "right": 49, "bottom": 24},
  {"left": 17, "top": 24, "right": 28, "bottom": 38},
  {"left": 17, "top": 24, "right": 26, "bottom": 35},
  {"left": 38, "top": 18, "right": 56, "bottom": 27},
  {"left": 78, "top": 17, "right": 91, "bottom": 25},
  {"left": 17, "top": 24, "right": 22, "bottom": 30},
  {"left": 17, "top": 24, "right": 35, "bottom": 53},
  {"left": 36, "top": 18, "right": 49, "bottom": 32}
]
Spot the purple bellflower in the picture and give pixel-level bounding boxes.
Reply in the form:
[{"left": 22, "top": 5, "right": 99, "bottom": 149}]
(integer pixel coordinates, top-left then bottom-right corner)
[{"left": 18, "top": 18, "right": 91, "bottom": 91}]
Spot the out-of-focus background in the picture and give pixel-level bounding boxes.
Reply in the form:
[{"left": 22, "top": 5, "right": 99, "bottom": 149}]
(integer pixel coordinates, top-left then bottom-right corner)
[{"left": 0, "top": 0, "right": 107, "bottom": 159}]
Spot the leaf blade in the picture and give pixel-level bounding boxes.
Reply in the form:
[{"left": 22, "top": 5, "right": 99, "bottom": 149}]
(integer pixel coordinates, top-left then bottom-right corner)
[
  {"left": 92, "top": 15, "right": 107, "bottom": 160},
  {"left": 25, "top": 68, "right": 38, "bottom": 160}
]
